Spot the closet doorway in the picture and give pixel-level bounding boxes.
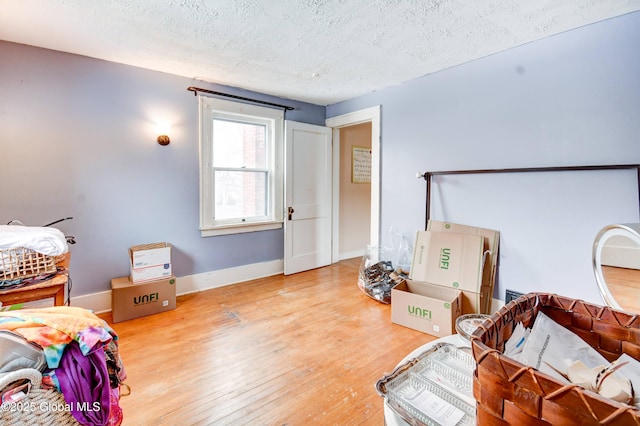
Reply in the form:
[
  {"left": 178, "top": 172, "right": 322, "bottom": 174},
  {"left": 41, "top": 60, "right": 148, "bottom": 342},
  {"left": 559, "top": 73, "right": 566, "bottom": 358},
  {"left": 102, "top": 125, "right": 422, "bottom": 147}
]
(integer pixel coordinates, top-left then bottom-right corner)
[
  {"left": 326, "top": 106, "right": 381, "bottom": 263},
  {"left": 338, "top": 123, "right": 371, "bottom": 260}
]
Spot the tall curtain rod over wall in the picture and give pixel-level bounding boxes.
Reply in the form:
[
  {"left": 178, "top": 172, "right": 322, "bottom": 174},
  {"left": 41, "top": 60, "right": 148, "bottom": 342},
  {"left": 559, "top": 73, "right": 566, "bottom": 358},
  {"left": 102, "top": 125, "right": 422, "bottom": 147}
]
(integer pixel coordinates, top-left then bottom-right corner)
[
  {"left": 187, "top": 86, "right": 295, "bottom": 111},
  {"left": 417, "top": 164, "right": 640, "bottom": 229}
]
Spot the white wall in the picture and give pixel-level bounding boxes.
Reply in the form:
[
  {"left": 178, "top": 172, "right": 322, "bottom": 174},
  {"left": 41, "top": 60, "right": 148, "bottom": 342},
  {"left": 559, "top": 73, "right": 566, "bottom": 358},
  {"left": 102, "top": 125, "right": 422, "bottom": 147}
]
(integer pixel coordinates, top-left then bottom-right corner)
[
  {"left": 0, "top": 41, "right": 326, "bottom": 297},
  {"left": 328, "top": 12, "right": 640, "bottom": 304}
]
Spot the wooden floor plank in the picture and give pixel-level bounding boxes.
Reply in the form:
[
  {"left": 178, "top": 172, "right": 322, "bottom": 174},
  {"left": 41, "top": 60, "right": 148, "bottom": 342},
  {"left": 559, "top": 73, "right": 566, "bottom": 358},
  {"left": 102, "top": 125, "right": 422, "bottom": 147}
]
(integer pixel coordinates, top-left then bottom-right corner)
[
  {"left": 102, "top": 258, "right": 435, "bottom": 425},
  {"left": 602, "top": 265, "right": 640, "bottom": 313}
]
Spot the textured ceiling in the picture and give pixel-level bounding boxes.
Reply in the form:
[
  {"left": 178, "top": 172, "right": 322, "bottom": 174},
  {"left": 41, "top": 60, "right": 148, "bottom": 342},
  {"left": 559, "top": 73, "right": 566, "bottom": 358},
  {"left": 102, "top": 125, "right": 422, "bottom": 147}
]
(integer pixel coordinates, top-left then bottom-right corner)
[{"left": 1, "top": 1, "right": 639, "bottom": 105}]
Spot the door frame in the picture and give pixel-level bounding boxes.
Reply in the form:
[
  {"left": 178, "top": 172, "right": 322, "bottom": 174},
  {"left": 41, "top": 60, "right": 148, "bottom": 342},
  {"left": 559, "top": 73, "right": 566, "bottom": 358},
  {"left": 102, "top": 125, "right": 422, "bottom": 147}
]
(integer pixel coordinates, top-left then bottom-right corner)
[{"left": 325, "top": 105, "right": 381, "bottom": 263}]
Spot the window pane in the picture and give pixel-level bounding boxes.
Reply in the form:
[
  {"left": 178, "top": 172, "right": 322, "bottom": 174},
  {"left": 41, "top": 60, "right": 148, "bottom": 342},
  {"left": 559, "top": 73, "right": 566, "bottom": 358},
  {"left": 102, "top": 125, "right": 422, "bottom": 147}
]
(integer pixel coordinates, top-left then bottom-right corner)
[
  {"left": 213, "top": 119, "right": 267, "bottom": 168},
  {"left": 214, "top": 170, "right": 267, "bottom": 220}
]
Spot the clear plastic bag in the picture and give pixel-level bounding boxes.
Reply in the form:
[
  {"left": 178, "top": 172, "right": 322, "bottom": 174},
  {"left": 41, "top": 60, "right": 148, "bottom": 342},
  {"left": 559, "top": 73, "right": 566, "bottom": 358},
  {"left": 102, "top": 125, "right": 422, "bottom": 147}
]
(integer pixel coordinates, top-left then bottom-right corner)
[
  {"left": 357, "top": 245, "right": 404, "bottom": 304},
  {"left": 389, "top": 226, "right": 413, "bottom": 275}
]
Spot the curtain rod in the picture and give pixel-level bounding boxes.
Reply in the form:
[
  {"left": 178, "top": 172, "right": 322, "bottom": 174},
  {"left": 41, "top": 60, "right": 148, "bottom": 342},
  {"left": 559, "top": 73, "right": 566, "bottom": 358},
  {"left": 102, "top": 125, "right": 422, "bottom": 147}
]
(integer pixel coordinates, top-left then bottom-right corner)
[{"left": 187, "top": 86, "right": 294, "bottom": 111}]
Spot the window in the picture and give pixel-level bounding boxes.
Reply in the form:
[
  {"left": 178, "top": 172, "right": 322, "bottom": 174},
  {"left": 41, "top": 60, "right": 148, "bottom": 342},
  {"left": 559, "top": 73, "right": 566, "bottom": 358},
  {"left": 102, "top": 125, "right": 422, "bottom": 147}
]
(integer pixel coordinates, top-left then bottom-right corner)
[{"left": 199, "top": 97, "right": 284, "bottom": 236}]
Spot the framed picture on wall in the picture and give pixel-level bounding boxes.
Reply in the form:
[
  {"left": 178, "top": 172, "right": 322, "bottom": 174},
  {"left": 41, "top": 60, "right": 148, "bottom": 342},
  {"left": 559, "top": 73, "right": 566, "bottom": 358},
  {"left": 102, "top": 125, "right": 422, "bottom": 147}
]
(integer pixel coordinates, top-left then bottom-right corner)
[{"left": 352, "top": 146, "right": 371, "bottom": 184}]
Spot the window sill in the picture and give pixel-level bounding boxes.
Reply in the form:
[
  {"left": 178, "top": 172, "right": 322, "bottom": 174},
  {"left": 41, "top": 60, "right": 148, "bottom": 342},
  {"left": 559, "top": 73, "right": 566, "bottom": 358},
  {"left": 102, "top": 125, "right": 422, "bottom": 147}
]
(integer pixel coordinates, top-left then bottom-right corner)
[{"left": 200, "top": 221, "right": 283, "bottom": 237}]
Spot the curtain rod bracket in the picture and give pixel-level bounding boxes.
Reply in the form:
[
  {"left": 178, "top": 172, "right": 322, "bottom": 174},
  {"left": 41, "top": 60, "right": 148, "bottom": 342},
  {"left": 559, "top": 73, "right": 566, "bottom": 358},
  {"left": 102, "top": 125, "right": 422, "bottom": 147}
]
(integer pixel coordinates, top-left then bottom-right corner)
[{"left": 187, "top": 86, "right": 294, "bottom": 111}]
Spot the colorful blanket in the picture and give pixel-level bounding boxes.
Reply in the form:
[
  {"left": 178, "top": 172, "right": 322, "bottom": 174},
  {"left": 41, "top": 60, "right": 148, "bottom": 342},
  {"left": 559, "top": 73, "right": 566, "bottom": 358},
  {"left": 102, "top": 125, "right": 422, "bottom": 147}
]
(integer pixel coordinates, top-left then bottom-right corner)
[
  {"left": 0, "top": 306, "right": 126, "bottom": 426},
  {"left": 0, "top": 306, "right": 117, "bottom": 369}
]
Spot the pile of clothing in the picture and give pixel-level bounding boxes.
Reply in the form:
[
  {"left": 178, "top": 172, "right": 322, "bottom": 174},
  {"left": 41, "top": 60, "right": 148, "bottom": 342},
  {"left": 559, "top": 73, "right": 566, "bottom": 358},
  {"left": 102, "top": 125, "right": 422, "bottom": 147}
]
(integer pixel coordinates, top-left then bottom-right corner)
[{"left": 0, "top": 306, "right": 126, "bottom": 426}]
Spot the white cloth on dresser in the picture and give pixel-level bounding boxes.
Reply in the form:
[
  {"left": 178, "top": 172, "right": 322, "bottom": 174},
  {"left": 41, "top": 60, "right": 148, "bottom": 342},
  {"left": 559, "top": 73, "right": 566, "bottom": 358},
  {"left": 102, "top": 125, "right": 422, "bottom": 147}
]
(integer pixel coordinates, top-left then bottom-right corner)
[{"left": 0, "top": 225, "right": 68, "bottom": 255}]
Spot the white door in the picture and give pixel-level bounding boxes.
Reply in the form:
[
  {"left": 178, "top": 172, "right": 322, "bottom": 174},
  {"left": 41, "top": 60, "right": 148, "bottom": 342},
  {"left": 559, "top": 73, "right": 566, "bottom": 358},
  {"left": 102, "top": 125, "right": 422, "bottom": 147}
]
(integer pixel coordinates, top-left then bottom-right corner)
[{"left": 284, "top": 121, "right": 332, "bottom": 275}]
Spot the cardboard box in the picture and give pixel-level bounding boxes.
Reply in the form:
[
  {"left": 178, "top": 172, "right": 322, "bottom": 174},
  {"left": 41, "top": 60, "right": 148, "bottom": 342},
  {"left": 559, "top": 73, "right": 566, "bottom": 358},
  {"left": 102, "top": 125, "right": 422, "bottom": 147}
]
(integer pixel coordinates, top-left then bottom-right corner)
[
  {"left": 111, "top": 275, "right": 176, "bottom": 323},
  {"left": 391, "top": 279, "right": 462, "bottom": 337},
  {"left": 461, "top": 290, "right": 482, "bottom": 316},
  {"left": 427, "top": 220, "right": 500, "bottom": 314},
  {"left": 410, "top": 230, "right": 485, "bottom": 293},
  {"left": 129, "top": 242, "right": 172, "bottom": 283}
]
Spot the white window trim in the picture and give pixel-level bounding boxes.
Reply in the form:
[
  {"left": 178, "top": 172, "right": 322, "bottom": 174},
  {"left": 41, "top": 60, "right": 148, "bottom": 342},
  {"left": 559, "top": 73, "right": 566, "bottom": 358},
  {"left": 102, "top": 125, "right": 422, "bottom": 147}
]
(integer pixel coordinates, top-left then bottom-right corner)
[{"left": 198, "top": 96, "right": 284, "bottom": 237}]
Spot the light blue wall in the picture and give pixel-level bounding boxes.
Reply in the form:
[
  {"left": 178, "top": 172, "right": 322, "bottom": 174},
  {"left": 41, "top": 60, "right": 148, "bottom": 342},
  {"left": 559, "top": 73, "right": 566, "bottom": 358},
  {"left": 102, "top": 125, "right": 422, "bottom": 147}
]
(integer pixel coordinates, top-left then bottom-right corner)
[
  {"left": 3, "top": 12, "right": 640, "bottom": 304},
  {"left": 328, "top": 12, "right": 640, "bottom": 304},
  {"left": 0, "top": 41, "right": 325, "bottom": 296}
]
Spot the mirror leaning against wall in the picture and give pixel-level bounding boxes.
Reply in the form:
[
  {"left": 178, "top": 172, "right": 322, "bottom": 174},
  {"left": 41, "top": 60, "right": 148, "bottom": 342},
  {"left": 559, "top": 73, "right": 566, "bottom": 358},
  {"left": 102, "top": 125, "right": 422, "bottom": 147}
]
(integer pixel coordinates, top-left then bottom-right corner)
[{"left": 593, "top": 223, "right": 640, "bottom": 313}]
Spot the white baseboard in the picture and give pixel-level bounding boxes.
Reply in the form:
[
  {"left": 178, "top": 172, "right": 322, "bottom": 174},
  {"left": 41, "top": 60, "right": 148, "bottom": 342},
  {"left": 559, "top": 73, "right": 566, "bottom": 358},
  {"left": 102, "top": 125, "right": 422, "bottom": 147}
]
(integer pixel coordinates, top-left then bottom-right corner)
[
  {"left": 178, "top": 259, "right": 284, "bottom": 295},
  {"left": 339, "top": 250, "right": 364, "bottom": 261},
  {"left": 68, "top": 290, "right": 112, "bottom": 313},
  {"left": 602, "top": 245, "right": 640, "bottom": 269},
  {"left": 70, "top": 259, "right": 284, "bottom": 314},
  {"left": 70, "top": 262, "right": 506, "bottom": 319}
]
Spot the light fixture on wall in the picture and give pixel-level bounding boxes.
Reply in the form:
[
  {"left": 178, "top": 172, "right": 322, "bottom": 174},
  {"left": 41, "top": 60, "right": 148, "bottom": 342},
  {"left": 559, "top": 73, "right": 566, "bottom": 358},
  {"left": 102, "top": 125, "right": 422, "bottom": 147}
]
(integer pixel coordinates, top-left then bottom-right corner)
[
  {"left": 156, "top": 121, "right": 171, "bottom": 146},
  {"left": 157, "top": 134, "right": 170, "bottom": 146}
]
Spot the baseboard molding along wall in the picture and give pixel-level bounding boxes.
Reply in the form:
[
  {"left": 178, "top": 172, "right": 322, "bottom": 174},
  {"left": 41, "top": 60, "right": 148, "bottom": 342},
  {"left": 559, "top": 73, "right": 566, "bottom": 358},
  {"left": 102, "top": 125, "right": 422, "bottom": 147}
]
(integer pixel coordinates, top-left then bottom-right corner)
[
  {"left": 339, "top": 250, "right": 365, "bottom": 261},
  {"left": 70, "top": 259, "right": 285, "bottom": 314},
  {"left": 70, "top": 258, "right": 507, "bottom": 318}
]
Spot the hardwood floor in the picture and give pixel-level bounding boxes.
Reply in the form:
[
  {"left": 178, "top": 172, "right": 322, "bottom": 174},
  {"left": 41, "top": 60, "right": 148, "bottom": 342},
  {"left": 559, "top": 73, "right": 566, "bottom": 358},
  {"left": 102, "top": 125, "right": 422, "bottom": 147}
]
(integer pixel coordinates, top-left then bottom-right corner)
[
  {"left": 100, "top": 258, "right": 435, "bottom": 425},
  {"left": 602, "top": 265, "right": 640, "bottom": 313}
]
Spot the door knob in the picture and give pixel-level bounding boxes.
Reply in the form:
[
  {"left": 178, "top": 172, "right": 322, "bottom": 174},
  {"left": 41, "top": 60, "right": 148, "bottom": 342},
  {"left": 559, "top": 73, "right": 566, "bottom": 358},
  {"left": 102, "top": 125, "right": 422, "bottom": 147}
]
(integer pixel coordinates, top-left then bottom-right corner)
[{"left": 287, "top": 206, "right": 295, "bottom": 220}]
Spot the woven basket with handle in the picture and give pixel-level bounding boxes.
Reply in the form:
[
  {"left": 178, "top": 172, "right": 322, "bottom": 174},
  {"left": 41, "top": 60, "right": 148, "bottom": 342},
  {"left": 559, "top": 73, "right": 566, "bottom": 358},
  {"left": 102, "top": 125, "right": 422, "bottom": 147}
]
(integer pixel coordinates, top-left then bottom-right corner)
[
  {"left": 471, "top": 292, "right": 640, "bottom": 425},
  {"left": 0, "top": 368, "right": 78, "bottom": 425}
]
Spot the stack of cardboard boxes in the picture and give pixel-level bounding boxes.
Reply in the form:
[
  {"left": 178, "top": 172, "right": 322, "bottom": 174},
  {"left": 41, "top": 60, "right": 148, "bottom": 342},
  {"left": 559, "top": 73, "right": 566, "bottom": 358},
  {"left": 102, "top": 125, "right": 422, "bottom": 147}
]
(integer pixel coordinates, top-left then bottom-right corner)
[
  {"left": 391, "top": 221, "right": 500, "bottom": 337},
  {"left": 111, "top": 242, "right": 177, "bottom": 323}
]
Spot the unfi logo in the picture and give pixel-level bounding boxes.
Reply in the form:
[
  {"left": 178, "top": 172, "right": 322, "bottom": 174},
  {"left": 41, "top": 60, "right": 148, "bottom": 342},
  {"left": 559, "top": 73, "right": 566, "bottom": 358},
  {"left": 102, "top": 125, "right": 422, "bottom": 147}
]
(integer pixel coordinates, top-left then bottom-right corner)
[
  {"left": 134, "top": 293, "right": 159, "bottom": 305},
  {"left": 440, "top": 247, "right": 451, "bottom": 269},
  {"left": 407, "top": 305, "right": 432, "bottom": 320}
]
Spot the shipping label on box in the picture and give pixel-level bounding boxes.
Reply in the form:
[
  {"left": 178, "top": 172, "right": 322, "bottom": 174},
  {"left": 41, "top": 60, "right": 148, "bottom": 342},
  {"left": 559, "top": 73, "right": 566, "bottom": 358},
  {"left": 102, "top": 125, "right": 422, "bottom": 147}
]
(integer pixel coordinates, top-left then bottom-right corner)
[
  {"left": 410, "top": 231, "right": 484, "bottom": 294},
  {"left": 427, "top": 221, "right": 500, "bottom": 314},
  {"left": 129, "top": 242, "right": 172, "bottom": 283},
  {"left": 391, "top": 279, "right": 461, "bottom": 337},
  {"left": 131, "top": 264, "right": 173, "bottom": 283},
  {"left": 111, "top": 275, "right": 177, "bottom": 323}
]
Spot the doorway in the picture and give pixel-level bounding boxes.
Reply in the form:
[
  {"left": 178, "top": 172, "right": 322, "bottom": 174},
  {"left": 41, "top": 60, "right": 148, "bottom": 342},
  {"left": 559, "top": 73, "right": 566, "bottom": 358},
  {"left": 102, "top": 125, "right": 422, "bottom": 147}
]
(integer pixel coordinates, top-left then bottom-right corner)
[
  {"left": 326, "top": 106, "right": 381, "bottom": 264},
  {"left": 338, "top": 123, "right": 371, "bottom": 260}
]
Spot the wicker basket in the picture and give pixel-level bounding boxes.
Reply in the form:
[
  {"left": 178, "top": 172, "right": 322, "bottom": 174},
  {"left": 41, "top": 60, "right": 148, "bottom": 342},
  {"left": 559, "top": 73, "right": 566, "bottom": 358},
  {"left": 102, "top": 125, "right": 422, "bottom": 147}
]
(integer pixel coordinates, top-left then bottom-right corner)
[
  {"left": 0, "top": 248, "right": 63, "bottom": 281},
  {"left": 0, "top": 368, "right": 79, "bottom": 425},
  {"left": 470, "top": 292, "right": 640, "bottom": 425}
]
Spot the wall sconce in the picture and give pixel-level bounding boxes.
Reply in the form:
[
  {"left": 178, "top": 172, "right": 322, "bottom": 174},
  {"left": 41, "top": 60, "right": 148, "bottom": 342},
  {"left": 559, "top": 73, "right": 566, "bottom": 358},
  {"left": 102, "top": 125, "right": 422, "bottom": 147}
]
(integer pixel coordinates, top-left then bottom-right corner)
[
  {"left": 156, "top": 122, "right": 171, "bottom": 146},
  {"left": 157, "top": 135, "right": 170, "bottom": 146}
]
